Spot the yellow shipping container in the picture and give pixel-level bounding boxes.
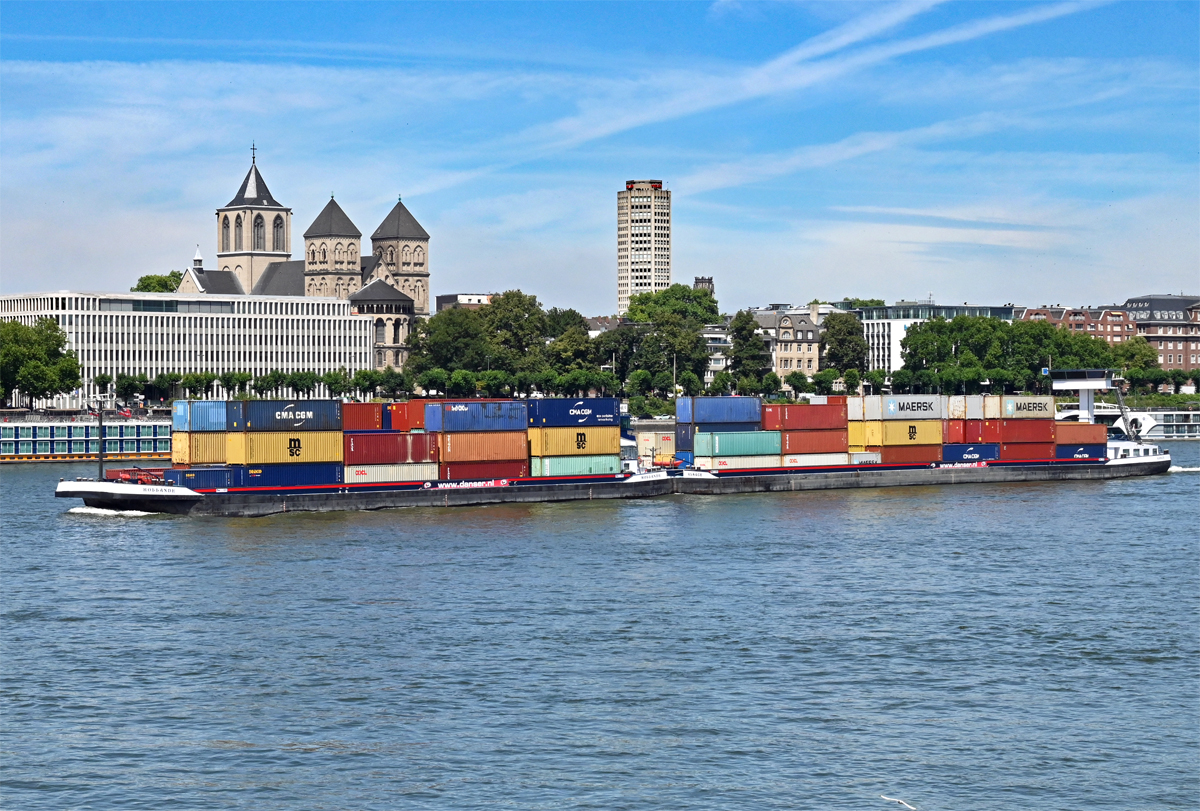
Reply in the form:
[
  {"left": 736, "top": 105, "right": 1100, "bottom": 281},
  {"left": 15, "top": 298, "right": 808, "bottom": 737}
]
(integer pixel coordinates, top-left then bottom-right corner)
[
  {"left": 848, "top": 421, "right": 883, "bottom": 447},
  {"left": 527, "top": 426, "right": 621, "bottom": 457},
  {"left": 225, "top": 431, "right": 343, "bottom": 465},
  {"left": 172, "top": 432, "right": 226, "bottom": 465},
  {"left": 881, "top": 420, "right": 943, "bottom": 446}
]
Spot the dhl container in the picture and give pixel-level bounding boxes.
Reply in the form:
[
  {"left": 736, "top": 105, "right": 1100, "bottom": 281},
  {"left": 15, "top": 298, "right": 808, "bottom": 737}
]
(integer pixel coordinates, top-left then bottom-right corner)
[
  {"left": 781, "top": 430, "right": 848, "bottom": 454},
  {"left": 1002, "top": 396, "right": 1055, "bottom": 419},
  {"left": 171, "top": 400, "right": 227, "bottom": 432},
  {"left": 694, "top": 454, "right": 779, "bottom": 471},
  {"left": 850, "top": 451, "right": 882, "bottom": 465},
  {"left": 947, "top": 395, "right": 986, "bottom": 420},
  {"left": 693, "top": 430, "right": 782, "bottom": 457},
  {"left": 343, "top": 402, "right": 383, "bottom": 431},
  {"left": 942, "top": 443, "right": 1000, "bottom": 462},
  {"left": 943, "top": 420, "right": 965, "bottom": 445},
  {"left": 762, "top": 404, "right": 847, "bottom": 431},
  {"left": 386, "top": 401, "right": 427, "bottom": 432},
  {"left": 1055, "top": 444, "right": 1107, "bottom": 460},
  {"left": 344, "top": 432, "right": 438, "bottom": 465},
  {"left": 882, "top": 395, "right": 944, "bottom": 420},
  {"left": 999, "top": 442, "right": 1055, "bottom": 461},
  {"left": 426, "top": 401, "right": 527, "bottom": 433},
  {"left": 1000, "top": 419, "right": 1055, "bottom": 443},
  {"left": 171, "top": 432, "right": 226, "bottom": 465},
  {"left": 982, "top": 420, "right": 1002, "bottom": 443},
  {"left": 881, "top": 420, "right": 943, "bottom": 446},
  {"left": 438, "top": 431, "right": 528, "bottom": 462},
  {"left": 230, "top": 401, "right": 342, "bottom": 432},
  {"left": 233, "top": 462, "right": 343, "bottom": 487},
  {"left": 675, "top": 396, "right": 762, "bottom": 424},
  {"left": 983, "top": 395, "right": 1002, "bottom": 420},
  {"left": 1055, "top": 422, "right": 1107, "bottom": 445},
  {"left": 964, "top": 420, "right": 984, "bottom": 443},
  {"left": 164, "top": 466, "right": 232, "bottom": 489},
  {"left": 225, "top": 431, "right": 343, "bottom": 465},
  {"left": 344, "top": 463, "right": 439, "bottom": 483},
  {"left": 880, "top": 445, "right": 942, "bottom": 464},
  {"left": 530, "top": 454, "right": 622, "bottom": 477},
  {"left": 528, "top": 426, "right": 621, "bottom": 457},
  {"left": 439, "top": 460, "right": 529, "bottom": 481},
  {"left": 637, "top": 431, "right": 676, "bottom": 457},
  {"left": 526, "top": 398, "right": 620, "bottom": 427},
  {"left": 849, "top": 421, "right": 883, "bottom": 447},
  {"left": 781, "top": 452, "right": 850, "bottom": 467}
]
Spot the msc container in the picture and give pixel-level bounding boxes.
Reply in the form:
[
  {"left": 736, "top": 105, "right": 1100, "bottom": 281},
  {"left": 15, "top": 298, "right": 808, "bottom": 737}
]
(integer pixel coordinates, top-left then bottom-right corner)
[
  {"left": 241, "top": 401, "right": 343, "bottom": 432},
  {"left": 695, "top": 454, "right": 779, "bottom": 471},
  {"left": 439, "top": 460, "right": 529, "bottom": 481},
  {"left": 999, "top": 442, "right": 1055, "bottom": 461},
  {"left": 636, "top": 430, "right": 676, "bottom": 458},
  {"left": 426, "top": 401, "right": 527, "bottom": 433},
  {"left": 171, "top": 400, "right": 227, "bottom": 432},
  {"left": 677, "top": 396, "right": 762, "bottom": 424},
  {"left": 943, "top": 420, "right": 965, "bottom": 445},
  {"left": 781, "top": 452, "right": 850, "bottom": 467},
  {"left": 693, "top": 430, "right": 782, "bottom": 457},
  {"left": 225, "top": 431, "right": 343, "bottom": 465},
  {"left": 983, "top": 395, "right": 1002, "bottom": 419},
  {"left": 848, "top": 421, "right": 883, "bottom": 447},
  {"left": 344, "top": 432, "right": 438, "bottom": 465},
  {"left": 850, "top": 451, "right": 882, "bottom": 465},
  {"left": 232, "top": 462, "right": 344, "bottom": 488},
  {"left": 530, "top": 454, "right": 622, "bottom": 477},
  {"left": 526, "top": 398, "right": 620, "bottom": 427},
  {"left": 344, "top": 463, "right": 439, "bottom": 484},
  {"left": 999, "top": 419, "right": 1056, "bottom": 444},
  {"left": 762, "top": 404, "right": 847, "bottom": 431},
  {"left": 881, "top": 420, "right": 943, "bottom": 446},
  {"left": 528, "top": 426, "right": 621, "bottom": 457},
  {"left": 675, "top": 451, "right": 695, "bottom": 466},
  {"left": 1055, "top": 444, "right": 1107, "bottom": 460},
  {"left": 1002, "top": 396, "right": 1055, "bottom": 419},
  {"left": 781, "top": 430, "right": 848, "bottom": 454},
  {"left": 882, "top": 395, "right": 944, "bottom": 420},
  {"left": 942, "top": 443, "right": 1001, "bottom": 462},
  {"left": 343, "top": 402, "right": 383, "bottom": 431},
  {"left": 164, "top": 466, "right": 232, "bottom": 489},
  {"left": 880, "top": 445, "right": 942, "bottom": 464},
  {"left": 171, "top": 432, "right": 226, "bottom": 465},
  {"left": 1055, "top": 422, "right": 1107, "bottom": 445},
  {"left": 438, "top": 431, "right": 528, "bottom": 462},
  {"left": 386, "top": 401, "right": 427, "bottom": 432},
  {"left": 964, "top": 420, "right": 984, "bottom": 443}
]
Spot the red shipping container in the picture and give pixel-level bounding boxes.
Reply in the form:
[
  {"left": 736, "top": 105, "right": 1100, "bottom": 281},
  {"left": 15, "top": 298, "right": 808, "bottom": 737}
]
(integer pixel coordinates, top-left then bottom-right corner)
[
  {"left": 880, "top": 445, "right": 942, "bottom": 464},
  {"left": 1000, "top": 419, "right": 1055, "bottom": 443},
  {"left": 1055, "top": 422, "right": 1107, "bottom": 444},
  {"left": 387, "top": 401, "right": 428, "bottom": 432},
  {"left": 439, "top": 460, "right": 528, "bottom": 481},
  {"left": 827, "top": 396, "right": 847, "bottom": 405},
  {"left": 1000, "top": 442, "right": 1055, "bottom": 461},
  {"left": 982, "top": 420, "right": 1002, "bottom": 443},
  {"left": 964, "top": 420, "right": 984, "bottom": 444},
  {"left": 943, "top": 419, "right": 965, "bottom": 444},
  {"left": 343, "top": 402, "right": 383, "bottom": 431},
  {"left": 762, "top": 404, "right": 782, "bottom": 431},
  {"left": 344, "top": 433, "right": 438, "bottom": 465},
  {"left": 782, "top": 429, "right": 848, "bottom": 454},
  {"left": 783, "top": 404, "right": 848, "bottom": 430}
]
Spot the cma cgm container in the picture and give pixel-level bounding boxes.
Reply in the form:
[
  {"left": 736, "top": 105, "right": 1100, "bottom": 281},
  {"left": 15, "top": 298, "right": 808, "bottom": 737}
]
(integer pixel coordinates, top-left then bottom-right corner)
[
  {"left": 849, "top": 421, "right": 883, "bottom": 447},
  {"left": 693, "top": 431, "right": 782, "bottom": 457},
  {"left": 762, "top": 404, "right": 847, "bottom": 431},
  {"left": 883, "top": 395, "right": 944, "bottom": 420},
  {"left": 438, "top": 431, "right": 528, "bottom": 462},
  {"left": 225, "top": 431, "right": 343, "bottom": 465},
  {"left": 530, "top": 454, "right": 622, "bottom": 477},
  {"left": 695, "top": 454, "right": 779, "bottom": 471},
  {"left": 343, "top": 402, "right": 383, "bottom": 431},
  {"left": 528, "top": 426, "right": 620, "bottom": 457},
  {"left": 676, "top": 396, "right": 762, "bottom": 424},
  {"left": 781, "top": 452, "right": 850, "bottom": 467},
  {"left": 232, "top": 401, "right": 342, "bottom": 432},
  {"left": 344, "top": 433, "right": 438, "bottom": 466},
  {"left": 880, "top": 445, "right": 942, "bottom": 464},
  {"left": 171, "top": 400, "right": 227, "bottom": 432},
  {"left": 1055, "top": 422, "right": 1107, "bottom": 445},
  {"left": 232, "top": 462, "right": 343, "bottom": 488},
  {"left": 171, "top": 432, "right": 226, "bottom": 465},
  {"left": 1055, "top": 444, "right": 1107, "bottom": 460},
  {"left": 526, "top": 398, "right": 620, "bottom": 427},
  {"left": 781, "top": 430, "right": 848, "bottom": 454},
  {"left": 386, "top": 401, "right": 426, "bottom": 432},
  {"left": 1002, "top": 396, "right": 1055, "bottom": 419},
  {"left": 881, "top": 420, "right": 943, "bottom": 446},
  {"left": 345, "top": 463, "right": 439, "bottom": 483},
  {"left": 164, "top": 466, "right": 232, "bottom": 489},
  {"left": 942, "top": 443, "right": 1001, "bottom": 462},
  {"left": 999, "top": 419, "right": 1055, "bottom": 444},
  {"left": 1000, "top": 442, "right": 1055, "bottom": 461},
  {"left": 439, "top": 460, "right": 529, "bottom": 481},
  {"left": 426, "top": 401, "right": 527, "bottom": 433}
]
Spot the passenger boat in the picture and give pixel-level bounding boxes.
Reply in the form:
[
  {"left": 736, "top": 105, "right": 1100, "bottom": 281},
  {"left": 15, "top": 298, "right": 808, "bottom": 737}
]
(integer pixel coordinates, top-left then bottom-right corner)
[
  {"left": 1, "top": 412, "right": 172, "bottom": 463},
  {"left": 1056, "top": 402, "right": 1199, "bottom": 440}
]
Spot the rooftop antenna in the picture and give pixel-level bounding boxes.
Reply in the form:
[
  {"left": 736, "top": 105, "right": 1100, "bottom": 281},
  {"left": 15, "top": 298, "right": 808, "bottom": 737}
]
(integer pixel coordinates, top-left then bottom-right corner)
[{"left": 251, "top": 142, "right": 256, "bottom": 164}]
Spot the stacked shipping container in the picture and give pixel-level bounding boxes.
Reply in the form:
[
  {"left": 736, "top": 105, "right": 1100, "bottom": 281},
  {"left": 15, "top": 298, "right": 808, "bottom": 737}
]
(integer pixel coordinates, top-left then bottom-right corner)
[{"left": 527, "top": 398, "right": 621, "bottom": 477}]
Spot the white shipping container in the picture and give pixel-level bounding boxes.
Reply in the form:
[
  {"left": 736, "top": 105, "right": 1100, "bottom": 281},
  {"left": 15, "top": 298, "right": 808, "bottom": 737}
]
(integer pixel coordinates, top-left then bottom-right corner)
[
  {"left": 694, "top": 455, "right": 779, "bottom": 471},
  {"left": 983, "top": 395, "right": 1002, "bottom": 419},
  {"left": 807, "top": 395, "right": 828, "bottom": 405},
  {"left": 863, "top": 395, "right": 883, "bottom": 421},
  {"left": 781, "top": 453, "right": 850, "bottom": 467},
  {"left": 847, "top": 396, "right": 864, "bottom": 421},
  {"left": 1002, "top": 395, "right": 1056, "bottom": 418},
  {"left": 948, "top": 395, "right": 967, "bottom": 420},
  {"left": 636, "top": 430, "right": 675, "bottom": 457},
  {"left": 965, "top": 395, "right": 984, "bottom": 420},
  {"left": 344, "top": 463, "right": 439, "bottom": 484},
  {"left": 850, "top": 451, "right": 882, "bottom": 464},
  {"left": 882, "top": 395, "right": 944, "bottom": 420}
]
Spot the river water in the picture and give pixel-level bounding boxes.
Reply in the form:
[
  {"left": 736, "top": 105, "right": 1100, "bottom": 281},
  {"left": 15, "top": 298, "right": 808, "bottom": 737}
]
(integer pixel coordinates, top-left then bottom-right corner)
[{"left": 2, "top": 444, "right": 1197, "bottom": 810}]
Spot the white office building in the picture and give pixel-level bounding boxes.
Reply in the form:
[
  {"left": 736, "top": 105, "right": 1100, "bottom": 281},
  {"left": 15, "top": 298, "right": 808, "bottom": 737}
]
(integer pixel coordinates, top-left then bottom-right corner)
[
  {"left": 857, "top": 300, "right": 1015, "bottom": 373},
  {"left": 617, "top": 179, "right": 671, "bottom": 315}
]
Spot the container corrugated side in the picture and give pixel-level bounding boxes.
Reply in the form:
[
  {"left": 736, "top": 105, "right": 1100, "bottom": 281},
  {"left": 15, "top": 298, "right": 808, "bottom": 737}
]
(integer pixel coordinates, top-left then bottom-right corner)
[
  {"left": 883, "top": 395, "right": 944, "bottom": 420},
  {"left": 171, "top": 401, "right": 227, "bottom": 432},
  {"left": 880, "top": 445, "right": 942, "bottom": 464},
  {"left": 781, "top": 430, "right": 848, "bottom": 454},
  {"left": 881, "top": 420, "right": 943, "bottom": 446},
  {"left": 692, "top": 397, "right": 762, "bottom": 424},
  {"left": 343, "top": 403, "right": 383, "bottom": 431},
  {"left": 344, "top": 463, "right": 439, "bottom": 484},
  {"left": 225, "top": 431, "right": 343, "bottom": 465},
  {"left": 983, "top": 395, "right": 1002, "bottom": 420},
  {"left": 528, "top": 426, "right": 620, "bottom": 457},
  {"left": 848, "top": 421, "right": 883, "bottom": 447},
  {"left": 526, "top": 398, "right": 620, "bottom": 427},
  {"left": 674, "top": 451, "right": 695, "bottom": 466},
  {"left": 438, "top": 460, "right": 529, "bottom": 481},
  {"left": 232, "top": 462, "right": 344, "bottom": 487},
  {"left": 947, "top": 396, "right": 967, "bottom": 420},
  {"left": 762, "top": 404, "right": 782, "bottom": 430},
  {"left": 943, "top": 420, "right": 965, "bottom": 444},
  {"left": 846, "top": 397, "right": 864, "bottom": 422},
  {"left": 244, "top": 401, "right": 342, "bottom": 432},
  {"left": 530, "top": 455, "right": 622, "bottom": 477},
  {"left": 767, "top": 404, "right": 847, "bottom": 430},
  {"left": 999, "top": 420, "right": 1055, "bottom": 443},
  {"left": 171, "top": 401, "right": 190, "bottom": 432},
  {"left": 694, "top": 454, "right": 779, "bottom": 471},
  {"left": 164, "top": 467, "right": 232, "bottom": 489},
  {"left": 849, "top": 451, "right": 882, "bottom": 465},
  {"left": 693, "top": 430, "right": 782, "bottom": 457},
  {"left": 675, "top": 397, "right": 694, "bottom": 423},
  {"left": 344, "top": 433, "right": 438, "bottom": 465},
  {"left": 1002, "top": 396, "right": 1055, "bottom": 419},
  {"left": 1054, "top": 422, "right": 1107, "bottom": 445},
  {"left": 942, "top": 443, "right": 1000, "bottom": 462},
  {"left": 965, "top": 396, "right": 984, "bottom": 420},
  {"left": 172, "top": 432, "right": 226, "bottom": 465},
  {"left": 637, "top": 431, "right": 676, "bottom": 457},
  {"left": 1055, "top": 444, "right": 1107, "bottom": 460},
  {"left": 438, "top": 431, "right": 528, "bottom": 462},
  {"left": 999, "top": 442, "right": 1055, "bottom": 460},
  {"left": 435, "top": 401, "right": 528, "bottom": 432},
  {"left": 781, "top": 452, "right": 850, "bottom": 467}
]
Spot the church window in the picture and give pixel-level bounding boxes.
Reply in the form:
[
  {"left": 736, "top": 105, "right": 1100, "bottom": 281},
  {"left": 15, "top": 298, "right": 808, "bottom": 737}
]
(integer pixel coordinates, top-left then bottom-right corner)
[
  {"left": 387, "top": 247, "right": 395, "bottom": 264},
  {"left": 222, "top": 216, "right": 230, "bottom": 252},
  {"left": 309, "top": 247, "right": 316, "bottom": 263},
  {"left": 234, "top": 216, "right": 243, "bottom": 251},
  {"left": 393, "top": 321, "right": 402, "bottom": 344},
  {"left": 334, "top": 243, "right": 343, "bottom": 264},
  {"left": 347, "top": 243, "right": 355, "bottom": 259},
  {"left": 375, "top": 319, "right": 386, "bottom": 344},
  {"left": 402, "top": 245, "right": 411, "bottom": 266},
  {"left": 320, "top": 244, "right": 327, "bottom": 263},
  {"left": 253, "top": 215, "right": 265, "bottom": 251},
  {"left": 273, "top": 216, "right": 285, "bottom": 251},
  {"left": 414, "top": 247, "right": 424, "bottom": 267}
]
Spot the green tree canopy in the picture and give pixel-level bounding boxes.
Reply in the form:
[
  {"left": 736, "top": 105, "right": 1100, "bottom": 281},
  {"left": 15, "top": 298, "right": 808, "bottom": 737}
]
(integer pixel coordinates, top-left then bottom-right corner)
[
  {"left": 0, "top": 317, "right": 81, "bottom": 406},
  {"left": 545, "top": 307, "right": 589, "bottom": 339},
  {"left": 837, "top": 298, "right": 885, "bottom": 308},
  {"left": 726, "top": 310, "right": 769, "bottom": 382},
  {"left": 820, "top": 312, "right": 869, "bottom": 373},
  {"left": 1111, "top": 335, "right": 1159, "bottom": 371},
  {"left": 625, "top": 284, "right": 719, "bottom": 328},
  {"left": 130, "top": 271, "right": 183, "bottom": 293},
  {"left": 478, "top": 290, "right": 548, "bottom": 372},
  {"left": 406, "top": 306, "right": 493, "bottom": 374}
]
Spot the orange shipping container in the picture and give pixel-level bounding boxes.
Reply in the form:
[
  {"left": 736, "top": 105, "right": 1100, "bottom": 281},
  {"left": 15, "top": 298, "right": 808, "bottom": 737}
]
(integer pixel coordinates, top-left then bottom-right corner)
[
  {"left": 781, "top": 430, "right": 848, "bottom": 454},
  {"left": 1054, "top": 422, "right": 1107, "bottom": 445},
  {"left": 438, "top": 431, "right": 528, "bottom": 462}
]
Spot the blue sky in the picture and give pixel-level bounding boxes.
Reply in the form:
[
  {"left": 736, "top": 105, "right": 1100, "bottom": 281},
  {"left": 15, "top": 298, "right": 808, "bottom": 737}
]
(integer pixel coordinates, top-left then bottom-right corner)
[{"left": 1, "top": 1, "right": 1196, "bottom": 314}]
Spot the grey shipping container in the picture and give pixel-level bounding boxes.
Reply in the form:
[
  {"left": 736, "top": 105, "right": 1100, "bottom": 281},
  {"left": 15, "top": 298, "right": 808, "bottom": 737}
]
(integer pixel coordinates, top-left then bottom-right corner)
[{"left": 882, "top": 395, "right": 944, "bottom": 420}]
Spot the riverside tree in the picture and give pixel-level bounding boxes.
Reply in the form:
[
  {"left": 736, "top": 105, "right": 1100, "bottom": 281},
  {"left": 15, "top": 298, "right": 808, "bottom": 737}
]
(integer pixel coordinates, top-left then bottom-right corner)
[
  {"left": 820, "top": 312, "right": 869, "bottom": 373},
  {"left": 0, "top": 318, "right": 82, "bottom": 407}
]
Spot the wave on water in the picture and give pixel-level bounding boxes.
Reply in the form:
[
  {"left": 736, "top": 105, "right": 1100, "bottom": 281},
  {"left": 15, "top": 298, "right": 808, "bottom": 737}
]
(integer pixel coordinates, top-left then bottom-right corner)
[
  {"left": 67, "top": 506, "right": 160, "bottom": 517},
  {"left": 1168, "top": 466, "right": 1199, "bottom": 473}
]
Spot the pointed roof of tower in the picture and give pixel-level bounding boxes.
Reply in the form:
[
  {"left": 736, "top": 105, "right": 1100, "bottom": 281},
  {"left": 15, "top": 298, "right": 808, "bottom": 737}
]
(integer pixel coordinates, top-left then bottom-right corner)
[
  {"left": 226, "top": 163, "right": 282, "bottom": 207},
  {"left": 372, "top": 198, "right": 429, "bottom": 241},
  {"left": 304, "top": 197, "right": 362, "bottom": 238}
]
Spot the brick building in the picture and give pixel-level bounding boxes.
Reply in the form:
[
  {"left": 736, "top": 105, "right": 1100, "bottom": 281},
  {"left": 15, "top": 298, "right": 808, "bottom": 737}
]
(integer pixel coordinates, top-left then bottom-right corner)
[{"left": 1015, "top": 306, "right": 1137, "bottom": 346}]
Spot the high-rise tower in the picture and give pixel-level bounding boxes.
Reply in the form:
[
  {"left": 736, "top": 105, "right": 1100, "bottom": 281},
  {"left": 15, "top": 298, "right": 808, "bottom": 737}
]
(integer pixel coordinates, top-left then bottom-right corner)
[{"left": 617, "top": 179, "right": 671, "bottom": 315}]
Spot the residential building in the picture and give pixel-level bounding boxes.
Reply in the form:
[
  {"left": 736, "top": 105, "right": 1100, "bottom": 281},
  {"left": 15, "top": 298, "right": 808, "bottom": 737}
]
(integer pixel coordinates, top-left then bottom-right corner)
[
  {"left": 585, "top": 316, "right": 630, "bottom": 340},
  {"left": 435, "top": 294, "right": 494, "bottom": 313},
  {"left": 748, "top": 304, "right": 824, "bottom": 384},
  {"left": 856, "top": 299, "right": 1015, "bottom": 373},
  {"left": 1015, "top": 305, "right": 1137, "bottom": 346},
  {"left": 1120, "top": 294, "right": 1200, "bottom": 372},
  {"left": 693, "top": 277, "right": 714, "bottom": 295},
  {"left": 617, "top": 179, "right": 671, "bottom": 315},
  {"left": 700, "top": 319, "right": 732, "bottom": 388}
]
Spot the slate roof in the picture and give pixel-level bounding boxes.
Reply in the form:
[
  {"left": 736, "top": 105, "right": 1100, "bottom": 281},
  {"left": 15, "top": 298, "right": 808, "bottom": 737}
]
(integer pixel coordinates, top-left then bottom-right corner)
[
  {"left": 226, "top": 164, "right": 283, "bottom": 208},
  {"left": 372, "top": 199, "right": 429, "bottom": 241},
  {"left": 191, "top": 269, "right": 245, "bottom": 295},
  {"left": 252, "top": 260, "right": 306, "bottom": 297},
  {"left": 304, "top": 198, "right": 361, "bottom": 239},
  {"left": 360, "top": 254, "right": 380, "bottom": 275},
  {"left": 350, "top": 278, "right": 414, "bottom": 302}
]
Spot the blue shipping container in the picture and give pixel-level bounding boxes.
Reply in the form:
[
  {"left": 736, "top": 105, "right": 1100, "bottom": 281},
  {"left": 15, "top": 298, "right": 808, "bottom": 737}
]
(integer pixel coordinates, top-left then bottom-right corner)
[
  {"left": 675, "top": 421, "right": 760, "bottom": 451},
  {"left": 675, "top": 424, "right": 693, "bottom": 451},
  {"left": 172, "top": 400, "right": 227, "bottom": 432},
  {"left": 232, "top": 462, "right": 344, "bottom": 488},
  {"left": 243, "top": 401, "right": 342, "bottom": 432},
  {"left": 526, "top": 397, "right": 620, "bottom": 427},
  {"left": 942, "top": 443, "right": 1001, "bottom": 462},
  {"left": 1055, "top": 444, "right": 1107, "bottom": 460},
  {"left": 676, "top": 397, "right": 694, "bottom": 423},
  {"left": 426, "top": 401, "right": 527, "bottom": 433},
  {"left": 677, "top": 396, "right": 761, "bottom": 424},
  {"left": 165, "top": 467, "right": 233, "bottom": 489},
  {"left": 674, "top": 451, "right": 695, "bottom": 466}
]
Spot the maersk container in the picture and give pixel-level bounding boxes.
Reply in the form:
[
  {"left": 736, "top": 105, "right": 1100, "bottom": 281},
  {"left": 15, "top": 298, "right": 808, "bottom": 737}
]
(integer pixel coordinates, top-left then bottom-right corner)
[
  {"left": 999, "top": 419, "right": 1055, "bottom": 444},
  {"left": 781, "top": 430, "right": 848, "bottom": 454},
  {"left": 942, "top": 443, "right": 1001, "bottom": 462},
  {"left": 695, "top": 454, "right": 779, "bottom": 471},
  {"left": 1002, "top": 396, "right": 1055, "bottom": 419},
  {"left": 880, "top": 445, "right": 942, "bottom": 464},
  {"left": 344, "top": 463, "right": 439, "bottom": 484},
  {"left": 849, "top": 421, "right": 883, "bottom": 447},
  {"left": 343, "top": 402, "right": 383, "bottom": 431},
  {"left": 232, "top": 462, "right": 344, "bottom": 488},
  {"left": 693, "top": 430, "right": 781, "bottom": 457},
  {"left": 674, "top": 451, "right": 695, "bottom": 466},
  {"left": 999, "top": 442, "right": 1055, "bottom": 461},
  {"left": 225, "top": 431, "right": 343, "bottom": 465},
  {"left": 881, "top": 420, "right": 943, "bottom": 446},
  {"left": 439, "top": 460, "right": 529, "bottom": 481},
  {"left": 165, "top": 466, "right": 232, "bottom": 489},
  {"left": 1055, "top": 422, "right": 1107, "bottom": 445},
  {"left": 171, "top": 400, "right": 227, "bottom": 432},
  {"left": 526, "top": 398, "right": 620, "bottom": 427},
  {"left": 344, "top": 432, "right": 438, "bottom": 466},
  {"left": 530, "top": 454, "right": 622, "bottom": 477},
  {"left": 1055, "top": 444, "right": 1107, "bottom": 460},
  {"left": 781, "top": 452, "right": 850, "bottom": 467},
  {"left": 171, "top": 432, "right": 226, "bottom": 465},
  {"left": 426, "top": 401, "right": 527, "bottom": 433},
  {"left": 883, "top": 395, "right": 944, "bottom": 420},
  {"left": 242, "top": 401, "right": 342, "bottom": 432},
  {"left": 528, "top": 426, "right": 621, "bottom": 457},
  {"left": 849, "top": 451, "right": 882, "bottom": 465},
  {"left": 438, "top": 430, "right": 528, "bottom": 462}
]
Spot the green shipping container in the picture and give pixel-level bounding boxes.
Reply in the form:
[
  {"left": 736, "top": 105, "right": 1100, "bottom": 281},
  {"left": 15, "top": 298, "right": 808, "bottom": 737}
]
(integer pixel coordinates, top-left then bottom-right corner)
[
  {"left": 693, "top": 431, "right": 782, "bottom": 457},
  {"left": 530, "top": 455, "right": 622, "bottom": 477}
]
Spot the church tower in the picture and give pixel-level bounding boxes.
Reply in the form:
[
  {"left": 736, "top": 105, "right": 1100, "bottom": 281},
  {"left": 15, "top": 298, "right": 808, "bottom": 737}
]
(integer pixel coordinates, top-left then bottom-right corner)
[
  {"left": 215, "top": 152, "right": 291, "bottom": 293},
  {"left": 371, "top": 197, "right": 430, "bottom": 316},
  {"left": 303, "top": 197, "right": 363, "bottom": 299}
]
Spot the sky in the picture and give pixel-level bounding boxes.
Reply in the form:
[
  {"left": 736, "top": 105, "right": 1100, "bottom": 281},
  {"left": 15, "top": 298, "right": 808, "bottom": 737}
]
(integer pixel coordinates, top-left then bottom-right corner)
[{"left": 1, "top": 1, "right": 1197, "bottom": 315}]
